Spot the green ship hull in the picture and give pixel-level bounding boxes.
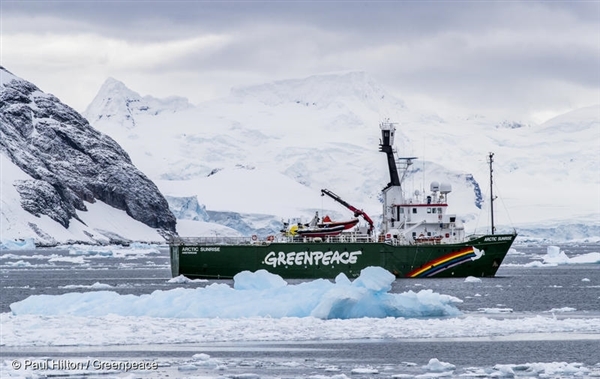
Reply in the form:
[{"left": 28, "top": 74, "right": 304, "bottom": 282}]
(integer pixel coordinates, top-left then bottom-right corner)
[{"left": 169, "top": 233, "right": 516, "bottom": 279}]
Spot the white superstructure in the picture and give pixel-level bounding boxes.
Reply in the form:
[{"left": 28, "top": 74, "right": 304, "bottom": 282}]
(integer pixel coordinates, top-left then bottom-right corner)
[{"left": 379, "top": 121, "right": 465, "bottom": 244}]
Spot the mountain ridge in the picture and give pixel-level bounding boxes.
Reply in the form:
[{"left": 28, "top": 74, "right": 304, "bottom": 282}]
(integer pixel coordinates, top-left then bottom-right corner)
[
  {"left": 84, "top": 77, "right": 193, "bottom": 129},
  {"left": 1, "top": 66, "right": 177, "bottom": 245}
]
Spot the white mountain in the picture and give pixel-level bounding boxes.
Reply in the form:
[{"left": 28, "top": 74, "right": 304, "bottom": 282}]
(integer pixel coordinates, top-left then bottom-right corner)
[
  {"left": 0, "top": 67, "right": 181, "bottom": 246},
  {"left": 84, "top": 77, "right": 193, "bottom": 130},
  {"left": 83, "top": 71, "right": 600, "bottom": 242}
]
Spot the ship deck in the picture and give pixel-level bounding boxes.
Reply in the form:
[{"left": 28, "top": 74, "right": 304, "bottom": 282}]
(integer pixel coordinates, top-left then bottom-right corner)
[{"left": 168, "top": 233, "right": 493, "bottom": 247}]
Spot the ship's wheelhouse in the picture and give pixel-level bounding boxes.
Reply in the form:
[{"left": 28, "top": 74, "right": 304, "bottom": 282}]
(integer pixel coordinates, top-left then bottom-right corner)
[{"left": 382, "top": 180, "right": 465, "bottom": 244}]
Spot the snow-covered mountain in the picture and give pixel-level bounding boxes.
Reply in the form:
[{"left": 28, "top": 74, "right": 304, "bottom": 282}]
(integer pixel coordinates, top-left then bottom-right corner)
[
  {"left": 84, "top": 77, "right": 193, "bottom": 130},
  {"left": 0, "top": 66, "right": 177, "bottom": 245},
  {"left": 83, "top": 71, "right": 600, "bottom": 242},
  {"left": 2, "top": 67, "right": 598, "bottom": 245}
]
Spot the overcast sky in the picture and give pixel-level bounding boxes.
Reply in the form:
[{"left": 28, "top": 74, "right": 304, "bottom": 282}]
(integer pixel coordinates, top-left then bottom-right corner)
[{"left": 1, "top": 1, "right": 598, "bottom": 123}]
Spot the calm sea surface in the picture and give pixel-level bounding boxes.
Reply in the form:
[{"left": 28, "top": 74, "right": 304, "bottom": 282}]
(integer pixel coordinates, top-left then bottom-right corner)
[{"left": 1, "top": 243, "right": 599, "bottom": 378}]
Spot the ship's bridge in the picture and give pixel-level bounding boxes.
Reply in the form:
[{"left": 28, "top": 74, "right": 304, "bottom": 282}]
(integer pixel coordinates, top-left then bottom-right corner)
[
  {"left": 392, "top": 202, "right": 453, "bottom": 225},
  {"left": 383, "top": 181, "right": 465, "bottom": 244},
  {"left": 391, "top": 181, "right": 455, "bottom": 225}
]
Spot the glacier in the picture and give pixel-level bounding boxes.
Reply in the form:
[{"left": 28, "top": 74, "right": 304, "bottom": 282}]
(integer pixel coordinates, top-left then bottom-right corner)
[{"left": 83, "top": 71, "right": 599, "bottom": 242}]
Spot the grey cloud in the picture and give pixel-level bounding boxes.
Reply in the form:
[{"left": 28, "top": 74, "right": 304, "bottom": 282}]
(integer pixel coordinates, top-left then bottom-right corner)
[
  {"left": 2, "top": 0, "right": 598, "bottom": 119},
  {"left": 4, "top": 1, "right": 597, "bottom": 38}
]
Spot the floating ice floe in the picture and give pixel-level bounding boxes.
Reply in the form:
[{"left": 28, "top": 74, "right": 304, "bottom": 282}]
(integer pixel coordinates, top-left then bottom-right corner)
[
  {"left": 60, "top": 282, "right": 114, "bottom": 290},
  {"left": 3, "top": 260, "right": 32, "bottom": 267},
  {"left": 2, "top": 312, "right": 600, "bottom": 347},
  {"left": 49, "top": 256, "right": 86, "bottom": 264},
  {"left": 523, "top": 260, "right": 546, "bottom": 267},
  {"left": 351, "top": 367, "right": 379, "bottom": 374},
  {"left": 514, "top": 361, "right": 591, "bottom": 377},
  {"left": 423, "top": 358, "right": 455, "bottom": 372},
  {"left": 491, "top": 364, "right": 516, "bottom": 377},
  {"left": 545, "top": 307, "right": 576, "bottom": 313},
  {"left": 167, "top": 275, "right": 208, "bottom": 284},
  {"left": 65, "top": 242, "right": 163, "bottom": 258},
  {"left": 0, "top": 238, "right": 36, "bottom": 250},
  {"left": 10, "top": 266, "right": 462, "bottom": 319},
  {"left": 521, "top": 246, "right": 600, "bottom": 267},
  {"left": 543, "top": 246, "right": 600, "bottom": 265},
  {"left": 478, "top": 307, "right": 513, "bottom": 314}
]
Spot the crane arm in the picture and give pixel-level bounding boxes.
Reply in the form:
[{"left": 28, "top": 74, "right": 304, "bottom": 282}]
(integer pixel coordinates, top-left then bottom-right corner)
[{"left": 320, "top": 189, "right": 374, "bottom": 234}]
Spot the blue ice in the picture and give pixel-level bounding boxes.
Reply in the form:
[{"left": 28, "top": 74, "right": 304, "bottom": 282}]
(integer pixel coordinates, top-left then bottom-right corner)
[
  {"left": 0, "top": 238, "right": 36, "bottom": 250},
  {"left": 10, "top": 266, "right": 462, "bottom": 319}
]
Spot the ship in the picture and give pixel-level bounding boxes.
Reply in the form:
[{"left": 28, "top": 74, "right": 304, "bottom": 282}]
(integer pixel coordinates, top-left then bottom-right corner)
[{"left": 169, "top": 120, "right": 517, "bottom": 279}]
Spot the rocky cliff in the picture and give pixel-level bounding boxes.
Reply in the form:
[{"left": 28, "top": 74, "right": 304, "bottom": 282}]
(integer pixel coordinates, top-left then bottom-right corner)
[{"left": 0, "top": 66, "right": 176, "bottom": 243}]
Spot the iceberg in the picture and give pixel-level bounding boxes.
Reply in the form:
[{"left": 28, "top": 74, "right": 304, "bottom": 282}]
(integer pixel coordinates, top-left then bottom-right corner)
[
  {"left": 543, "top": 246, "right": 600, "bottom": 265},
  {"left": 10, "top": 266, "right": 462, "bottom": 319}
]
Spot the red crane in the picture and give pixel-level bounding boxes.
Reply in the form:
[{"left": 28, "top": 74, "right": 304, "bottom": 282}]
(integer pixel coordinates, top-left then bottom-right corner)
[{"left": 321, "top": 189, "right": 374, "bottom": 235}]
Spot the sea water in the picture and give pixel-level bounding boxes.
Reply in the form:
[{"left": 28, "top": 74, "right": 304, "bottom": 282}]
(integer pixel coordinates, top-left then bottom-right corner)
[{"left": 1, "top": 243, "right": 599, "bottom": 378}]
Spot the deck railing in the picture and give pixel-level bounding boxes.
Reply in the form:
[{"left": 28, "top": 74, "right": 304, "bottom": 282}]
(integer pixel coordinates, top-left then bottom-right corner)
[
  {"left": 169, "top": 236, "right": 254, "bottom": 245},
  {"left": 168, "top": 233, "right": 479, "bottom": 246},
  {"left": 169, "top": 233, "right": 377, "bottom": 246}
]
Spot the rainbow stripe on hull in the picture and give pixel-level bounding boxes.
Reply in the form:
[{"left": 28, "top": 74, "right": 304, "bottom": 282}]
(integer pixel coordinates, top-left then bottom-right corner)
[{"left": 406, "top": 247, "right": 478, "bottom": 278}]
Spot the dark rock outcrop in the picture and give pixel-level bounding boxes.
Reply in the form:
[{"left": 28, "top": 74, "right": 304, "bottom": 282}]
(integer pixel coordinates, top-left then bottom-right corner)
[{"left": 0, "top": 66, "right": 176, "bottom": 235}]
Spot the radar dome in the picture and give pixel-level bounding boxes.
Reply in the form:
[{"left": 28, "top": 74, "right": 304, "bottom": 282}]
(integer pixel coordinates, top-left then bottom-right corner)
[
  {"left": 430, "top": 181, "right": 440, "bottom": 192},
  {"left": 440, "top": 182, "right": 452, "bottom": 194}
]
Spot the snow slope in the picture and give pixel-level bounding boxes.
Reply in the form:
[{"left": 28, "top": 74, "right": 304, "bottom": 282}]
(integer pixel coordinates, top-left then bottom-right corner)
[
  {"left": 85, "top": 72, "right": 600, "bottom": 240},
  {"left": 0, "top": 154, "right": 164, "bottom": 244},
  {"left": 0, "top": 66, "right": 240, "bottom": 245}
]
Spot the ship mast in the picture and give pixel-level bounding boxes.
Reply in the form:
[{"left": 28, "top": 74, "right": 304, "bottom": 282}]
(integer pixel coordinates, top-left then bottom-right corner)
[
  {"left": 379, "top": 120, "right": 401, "bottom": 188},
  {"left": 488, "top": 152, "right": 496, "bottom": 235},
  {"left": 379, "top": 120, "right": 405, "bottom": 233}
]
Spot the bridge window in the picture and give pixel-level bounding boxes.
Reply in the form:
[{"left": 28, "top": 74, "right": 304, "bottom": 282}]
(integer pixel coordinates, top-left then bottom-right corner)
[
  {"left": 432, "top": 208, "right": 437, "bottom": 214},
  {"left": 412, "top": 208, "right": 417, "bottom": 214},
  {"left": 427, "top": 208, "right": 432, "bottom": 214}
]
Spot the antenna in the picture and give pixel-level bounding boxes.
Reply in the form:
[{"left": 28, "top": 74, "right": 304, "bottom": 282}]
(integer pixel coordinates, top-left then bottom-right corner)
[
  {"left": 488, "top": 152, "right": 497, "bottom": 234},
  {"left": 422, "top": 139, "right": 425, "bottom": 197}
]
